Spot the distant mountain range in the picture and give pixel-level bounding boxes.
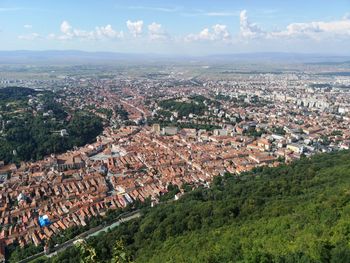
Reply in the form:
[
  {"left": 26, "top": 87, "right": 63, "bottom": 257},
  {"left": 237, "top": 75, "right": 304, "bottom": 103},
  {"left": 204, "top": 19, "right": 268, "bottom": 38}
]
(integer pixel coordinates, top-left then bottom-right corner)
[{"left": 0, "top": 50, "right": 349, "bottom": 64}]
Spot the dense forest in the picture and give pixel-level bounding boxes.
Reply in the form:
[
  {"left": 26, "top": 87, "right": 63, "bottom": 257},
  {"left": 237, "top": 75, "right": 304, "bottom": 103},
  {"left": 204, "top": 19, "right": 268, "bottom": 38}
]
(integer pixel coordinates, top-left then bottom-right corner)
[
  {"left": 28, "top": 150, "right": 350, "bottom": 263},
  {"left": 0, "top": 87, "right": 103, "bottom": 163},
  {"left": 0, "top": 111, "right": 103, "bottom": 163},
  {"left": 0, "top": 86, "right": 37, "bottom": 102}
]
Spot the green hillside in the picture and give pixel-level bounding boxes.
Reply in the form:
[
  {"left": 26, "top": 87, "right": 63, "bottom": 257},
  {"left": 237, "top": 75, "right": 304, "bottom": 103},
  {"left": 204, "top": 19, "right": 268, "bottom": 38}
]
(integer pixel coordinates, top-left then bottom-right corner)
[{"left": 34, "top": 150, "right": 350, "bottom": 262}]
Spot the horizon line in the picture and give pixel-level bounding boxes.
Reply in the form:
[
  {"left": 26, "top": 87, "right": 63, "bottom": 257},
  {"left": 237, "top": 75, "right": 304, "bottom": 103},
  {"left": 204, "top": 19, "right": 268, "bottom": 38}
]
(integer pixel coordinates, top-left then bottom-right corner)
[{"left": 0, "top": 50, "right": 349, "bottom": 57}]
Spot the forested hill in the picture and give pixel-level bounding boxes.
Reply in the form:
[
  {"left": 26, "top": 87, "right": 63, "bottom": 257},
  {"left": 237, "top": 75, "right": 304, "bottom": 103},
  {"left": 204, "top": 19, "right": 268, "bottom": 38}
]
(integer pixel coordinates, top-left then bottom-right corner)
[
  {"left": 33, "top": 150, "right": 350, "bottom": 263},
  {"left": 0, "top": 87, "right": 103, "bottom": 164}
]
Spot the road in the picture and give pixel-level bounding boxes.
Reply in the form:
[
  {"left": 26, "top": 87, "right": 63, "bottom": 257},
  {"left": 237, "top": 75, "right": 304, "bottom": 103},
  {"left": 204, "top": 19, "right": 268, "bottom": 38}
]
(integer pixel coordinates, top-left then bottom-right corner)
[
  {"left": 18, "top": 210, "right": 141, "bottom": 263},
  {"left": 120, "top": 99, "right": 148, "bottom": 120}
]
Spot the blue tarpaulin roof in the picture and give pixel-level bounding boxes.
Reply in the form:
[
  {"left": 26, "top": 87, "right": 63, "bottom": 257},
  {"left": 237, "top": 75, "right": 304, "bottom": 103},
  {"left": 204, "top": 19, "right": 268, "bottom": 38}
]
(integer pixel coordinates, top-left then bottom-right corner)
[{"left": 38, "top": 215, "right": 51, "bottom": 227}]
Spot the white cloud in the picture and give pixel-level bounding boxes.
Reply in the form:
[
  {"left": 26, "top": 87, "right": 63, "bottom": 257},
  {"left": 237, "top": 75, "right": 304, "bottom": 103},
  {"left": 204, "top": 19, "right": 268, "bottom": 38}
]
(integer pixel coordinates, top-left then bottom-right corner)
[
  {"left": 148, "top": 22, "right": 168, "bottom": 40},
  {"left": 268, "top": 17, "right": 350, "bottom": 39},
  {"left": 56, "top": 20, "right": 75, "bottom": 40},
  {"left": 343, "top": 13, "right": 350, "bottom": 20},
  {"left": 185, "top": 24, "right": 230, "bottom": 42},
  {"left": 18, "top": 32, "right": 40, "bottom": 40},
  {"left": 126, "top": 20, "right": 143, "bottom": 37},
  {"left": 95, "top": 25, "right": 124, "bottom": 39},
  {"left": 60, "top": 21, "right": 72, "bottom": 35},
  {"left": 198, "top": 28, "right": 211, "bottom": 40},
  {"left": 238, "top": 10, "right": 350, "bottom": 41},
  {"left": 71, "top": 29, "right": 95, "bottom": 40},
  {"left": 213, "top": 24, "right": 231, "bottom": 40},
  {"left": 24, "top": 24, "right": 32, "bottom": 29},
  {"left": 239, "top": 10, "right": 264, "bottom": 39},
  {"left": 52, "top": 21, "right": 123, "bottom": 41}
]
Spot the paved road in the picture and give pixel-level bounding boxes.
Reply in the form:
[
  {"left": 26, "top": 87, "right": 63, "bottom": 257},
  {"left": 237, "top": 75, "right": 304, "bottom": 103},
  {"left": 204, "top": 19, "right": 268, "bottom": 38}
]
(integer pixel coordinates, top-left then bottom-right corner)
[
  {"left": 86, "top": 212, "right": 140, "bottom": 238},
  {"left": 18, "top": 211, "right": 141, "bottom": 263},
  {"left": 120, "top": 99, "right": 148, "bottom": 120}
]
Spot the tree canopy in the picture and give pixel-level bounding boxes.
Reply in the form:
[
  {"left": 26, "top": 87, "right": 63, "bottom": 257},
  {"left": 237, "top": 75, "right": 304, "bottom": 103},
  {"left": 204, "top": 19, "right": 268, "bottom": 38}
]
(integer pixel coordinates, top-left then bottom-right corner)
[
  {"left": 0, "top": 86, "right": 37, "bottom": 102},
  {"left": 0, "top": 87, "right": 103, "bottom": 164}
]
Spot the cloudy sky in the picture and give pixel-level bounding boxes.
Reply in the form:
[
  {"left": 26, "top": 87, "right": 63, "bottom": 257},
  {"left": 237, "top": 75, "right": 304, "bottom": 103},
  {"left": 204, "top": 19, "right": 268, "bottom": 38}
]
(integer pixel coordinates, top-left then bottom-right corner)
[{"left": 0, "top": 0, "right": 350, "bottom": 55}]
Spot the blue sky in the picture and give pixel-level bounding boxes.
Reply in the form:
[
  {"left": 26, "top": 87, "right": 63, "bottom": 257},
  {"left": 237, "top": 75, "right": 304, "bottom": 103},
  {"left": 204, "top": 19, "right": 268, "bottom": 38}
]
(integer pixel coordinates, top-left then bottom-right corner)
[{"left": 0, "top": 0, "right": 350, "bottom": 54}]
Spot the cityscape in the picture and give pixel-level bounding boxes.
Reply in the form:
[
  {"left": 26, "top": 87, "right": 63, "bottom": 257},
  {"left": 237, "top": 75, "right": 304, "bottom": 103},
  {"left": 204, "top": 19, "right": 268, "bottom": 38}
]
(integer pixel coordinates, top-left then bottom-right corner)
[{"left": 1, "top": 1, "right": 350, "bottom": 262}]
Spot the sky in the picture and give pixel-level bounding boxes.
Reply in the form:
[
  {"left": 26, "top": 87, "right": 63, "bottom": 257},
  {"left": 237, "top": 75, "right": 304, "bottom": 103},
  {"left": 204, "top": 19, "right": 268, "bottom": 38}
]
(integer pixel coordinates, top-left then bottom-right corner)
[{"left": 0, "top": 0, "right": 350, "bottom": 55}]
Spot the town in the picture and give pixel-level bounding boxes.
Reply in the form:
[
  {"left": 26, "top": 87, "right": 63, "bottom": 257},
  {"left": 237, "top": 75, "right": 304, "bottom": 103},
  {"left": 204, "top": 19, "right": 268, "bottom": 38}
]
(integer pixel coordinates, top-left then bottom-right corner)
[{"left": 0, "top": 63, "right": 350, "bottom": 261}]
